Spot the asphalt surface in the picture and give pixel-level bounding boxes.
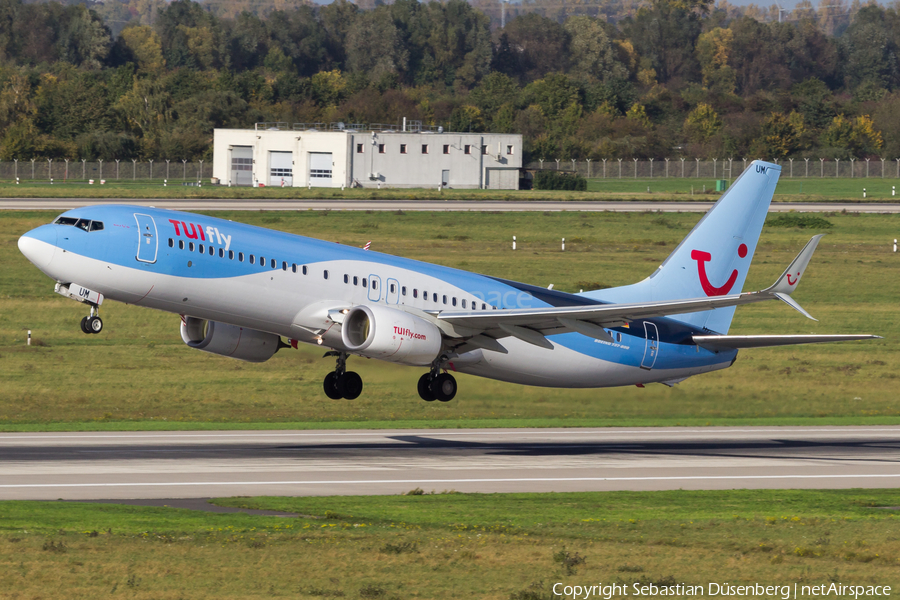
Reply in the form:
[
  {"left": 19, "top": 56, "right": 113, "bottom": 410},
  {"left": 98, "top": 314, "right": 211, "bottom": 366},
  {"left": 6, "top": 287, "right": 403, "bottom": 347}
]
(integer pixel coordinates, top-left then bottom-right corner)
[
  {"left": 3, "top": 198, "right": 900, "bottom": 212},
  {"left": 2, "top": 427, "right": 899, "bottom": 502}
]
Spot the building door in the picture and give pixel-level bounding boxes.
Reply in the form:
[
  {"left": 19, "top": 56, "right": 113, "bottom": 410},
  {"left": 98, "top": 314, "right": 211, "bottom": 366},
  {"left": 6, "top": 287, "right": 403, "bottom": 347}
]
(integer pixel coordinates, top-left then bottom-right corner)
[
  {"left": 134, "top": 213, "right": 158, "bottom": 264},
  {"left": 269, "top": 151, "right": 293, "bottom": 187},
  {"left": 230, "top": 146, "right": 253, "bottom": 186},
  {"left": 641, "top": 321, "right": 659, "bottom": 370},
  {"left": 441, "top": 170, "right": 449, "bottom": 187},
  {"left": 309, "top": 152, "right": 333, "bottom": 187}
]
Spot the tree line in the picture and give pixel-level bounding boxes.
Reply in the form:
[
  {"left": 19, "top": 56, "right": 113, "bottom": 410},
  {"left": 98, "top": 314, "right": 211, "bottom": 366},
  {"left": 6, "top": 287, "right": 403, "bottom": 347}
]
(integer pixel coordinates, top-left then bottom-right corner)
[{"left": 0, "top": 0, "right": 899, "bottom": 163}]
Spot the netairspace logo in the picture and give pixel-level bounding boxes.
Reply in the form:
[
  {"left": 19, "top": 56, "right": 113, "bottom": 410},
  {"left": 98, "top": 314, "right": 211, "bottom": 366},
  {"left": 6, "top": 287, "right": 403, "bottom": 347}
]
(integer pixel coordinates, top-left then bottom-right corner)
[{"left": 551, "top": 582, "right": 892, "bottom": 599}]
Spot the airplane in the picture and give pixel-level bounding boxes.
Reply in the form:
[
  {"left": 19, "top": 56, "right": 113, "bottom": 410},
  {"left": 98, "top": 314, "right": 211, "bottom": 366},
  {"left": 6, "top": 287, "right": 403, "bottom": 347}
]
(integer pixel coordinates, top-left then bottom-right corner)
[{"left": 17, "top": 160, "right": 878, "bottom": 402}]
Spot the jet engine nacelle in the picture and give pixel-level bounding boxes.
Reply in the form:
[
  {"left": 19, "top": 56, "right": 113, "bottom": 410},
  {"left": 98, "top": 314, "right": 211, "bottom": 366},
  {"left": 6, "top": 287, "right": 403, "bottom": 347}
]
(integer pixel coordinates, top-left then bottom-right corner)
[
  {"left": 341, "top": 304, "right": 442, "bottom": 366},
  {"left": 180, "top": 316, "right": 281, "bottom": 363}
]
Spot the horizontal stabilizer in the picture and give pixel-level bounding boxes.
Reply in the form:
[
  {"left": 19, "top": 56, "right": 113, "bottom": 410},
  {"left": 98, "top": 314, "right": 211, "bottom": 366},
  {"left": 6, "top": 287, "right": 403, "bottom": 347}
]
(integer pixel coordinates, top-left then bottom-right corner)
[{"left": 693, "top": 334, "right": 882, "bottom": 350}]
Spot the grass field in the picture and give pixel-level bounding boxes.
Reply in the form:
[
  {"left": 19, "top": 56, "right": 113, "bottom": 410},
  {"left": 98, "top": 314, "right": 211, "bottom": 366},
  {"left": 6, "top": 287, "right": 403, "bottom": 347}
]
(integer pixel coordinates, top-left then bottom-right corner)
[
  {"left": 0, "top": 490, "right": 898, "bottom": 598},
  {"left": 588, "top": 177, "right": 900, "bottom": 202},
  {"left": 0, "top": 209, "right": 896, "bottom": 430},
  {"left": 3, "top": 177, "right": 900, "bottom": 201}
]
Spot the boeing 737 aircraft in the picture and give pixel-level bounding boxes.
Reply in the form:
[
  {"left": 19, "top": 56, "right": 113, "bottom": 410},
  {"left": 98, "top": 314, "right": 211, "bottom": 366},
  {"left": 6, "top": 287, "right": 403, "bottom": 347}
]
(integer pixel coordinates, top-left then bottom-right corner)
[{"left": 18, "top": 160, "right": 877, "bottom": 402}]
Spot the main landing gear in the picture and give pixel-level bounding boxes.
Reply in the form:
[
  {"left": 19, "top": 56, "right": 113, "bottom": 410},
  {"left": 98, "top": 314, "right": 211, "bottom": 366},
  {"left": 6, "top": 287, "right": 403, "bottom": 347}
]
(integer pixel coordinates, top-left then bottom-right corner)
[
  {"left": 322, "top": 351, "right": 363, "bottom": 400},
  {"left": 417, "top": 357, "right": 457, "bottom": 402},
  {"left": 79, "top": 306, "right": 103, "bottom": 334}
]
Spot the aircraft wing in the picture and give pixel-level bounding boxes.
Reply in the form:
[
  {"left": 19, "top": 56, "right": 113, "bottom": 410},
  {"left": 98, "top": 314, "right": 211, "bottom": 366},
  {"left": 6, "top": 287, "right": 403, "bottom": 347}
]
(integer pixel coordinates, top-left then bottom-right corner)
[
  {"left": 692, "top": 334, "right": 881, "bottom": 350},
  {"left": 437, "top": 235, "right": 879, "bottom": 351}
]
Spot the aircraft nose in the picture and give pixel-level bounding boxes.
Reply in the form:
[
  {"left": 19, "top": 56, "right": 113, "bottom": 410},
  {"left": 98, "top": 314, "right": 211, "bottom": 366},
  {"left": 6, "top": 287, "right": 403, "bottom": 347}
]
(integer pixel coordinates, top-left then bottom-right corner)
[{"left": 18, "top": 226, "right": 57, "bottom": 268}]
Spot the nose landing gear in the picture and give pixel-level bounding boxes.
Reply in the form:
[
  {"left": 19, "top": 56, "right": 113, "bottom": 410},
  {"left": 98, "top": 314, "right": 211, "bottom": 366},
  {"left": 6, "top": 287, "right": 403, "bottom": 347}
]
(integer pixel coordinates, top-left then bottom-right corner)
[
  {"left": 323, "top": 351, "right": 363, "bottom": 400},
  {"left": 79, "top": 306, "right": 103, "bottom": 334}
]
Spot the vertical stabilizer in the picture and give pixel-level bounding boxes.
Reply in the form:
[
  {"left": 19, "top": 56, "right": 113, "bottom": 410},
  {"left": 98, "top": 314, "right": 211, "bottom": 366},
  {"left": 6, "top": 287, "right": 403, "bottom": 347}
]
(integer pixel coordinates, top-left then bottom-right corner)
[{"left": 584, "top": 160, "right": 781, "bottom": 333}]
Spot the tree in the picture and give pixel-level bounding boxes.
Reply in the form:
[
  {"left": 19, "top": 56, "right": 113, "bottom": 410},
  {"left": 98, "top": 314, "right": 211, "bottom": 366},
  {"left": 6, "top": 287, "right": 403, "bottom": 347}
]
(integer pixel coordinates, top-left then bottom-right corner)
[
  {"left": 499, "top": 14, "right": 569, "bottom": 83},
  {"left": 821, "top": 114, "right": 883, "bottom": 157},
  {"left": 564, "top": 16, "right": 626, "bottom": 82},
  {"left": 623, "top": 0, "right": 704, "bottom": 85},
  {"left": 839, "top": 5, "right": 900, "bottom": 91},
  {"left": 761, "top": 111, "right": 805, "bottom": 158},
  {"left": 345, "top": 8, "right": 408, "bottom": 81},
  {"left": 683, "top": 102, "right": 722, "bottom": 143},
  {"left": 118, "top": 25, "right": 165, "bottom": 74},
  {"left": 696, "top": 27, "right": 735, "bottom": 95}
]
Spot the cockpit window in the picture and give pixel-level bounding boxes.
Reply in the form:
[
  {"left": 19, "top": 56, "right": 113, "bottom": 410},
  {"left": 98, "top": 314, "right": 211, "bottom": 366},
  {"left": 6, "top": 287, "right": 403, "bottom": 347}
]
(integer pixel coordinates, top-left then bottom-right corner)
[{"left": 53, "top": 216, "right": 104, "bottom": 231}]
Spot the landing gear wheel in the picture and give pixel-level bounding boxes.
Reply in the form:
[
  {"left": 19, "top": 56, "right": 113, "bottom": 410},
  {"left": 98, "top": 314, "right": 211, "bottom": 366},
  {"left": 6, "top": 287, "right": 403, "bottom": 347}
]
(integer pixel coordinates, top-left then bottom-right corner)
[
  {"left": 429, "top": 373, "right": 457, "bottom": 402},
  {"left": 417, "top": 374, "right": 436, "bottom": 402},
  {"left": 340, "top": 371, "right": 363, "bottom": 400},
  {"left": 80, "top": 316, "right": 91, "bottom": 334},
  {"left": 323, "top": 372, "right": 343, "bottom": 400},
  {"left": 87, "top": 316, "right": 103, "bottom": 334}
]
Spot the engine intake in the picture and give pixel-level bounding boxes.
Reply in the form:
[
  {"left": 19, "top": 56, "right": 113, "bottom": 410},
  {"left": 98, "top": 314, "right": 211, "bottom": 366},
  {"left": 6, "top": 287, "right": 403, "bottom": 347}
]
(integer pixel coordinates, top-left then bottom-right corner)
[
  {"left": 341, "top": 305, "right": 441, "bottom": 366},
  {"left": 180, "top": 316, "right": 281, "bottom": 363}
]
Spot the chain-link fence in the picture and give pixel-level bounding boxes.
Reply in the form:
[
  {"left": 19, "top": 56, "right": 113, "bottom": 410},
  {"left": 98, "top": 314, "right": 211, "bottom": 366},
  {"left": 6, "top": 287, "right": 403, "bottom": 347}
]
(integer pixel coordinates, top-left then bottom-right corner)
[
  {"left": 526, "top": 158, "right": 900, "bottom": 179},
  {"left": 0, "top": 160, "right": 208, "bottom": 182}
]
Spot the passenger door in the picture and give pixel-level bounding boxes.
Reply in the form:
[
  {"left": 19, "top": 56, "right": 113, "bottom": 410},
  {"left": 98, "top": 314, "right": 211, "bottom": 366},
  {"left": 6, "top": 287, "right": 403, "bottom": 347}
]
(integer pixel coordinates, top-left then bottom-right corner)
[
  {"left": 641, "top": 321, "right": 659, "bottom": 370},
  {"left": 134, "top": 213, "right": 158, "bottom": 264}
]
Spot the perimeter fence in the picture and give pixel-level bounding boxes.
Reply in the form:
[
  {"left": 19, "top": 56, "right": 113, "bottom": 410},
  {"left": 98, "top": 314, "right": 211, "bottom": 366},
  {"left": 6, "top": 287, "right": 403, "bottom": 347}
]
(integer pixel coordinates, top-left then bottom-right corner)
[
  {"left": 526, "top": 158, "right": 900, "bottom": 179},
  {"left": 0, "top": 160, "right": 207, "bottom": 182}
]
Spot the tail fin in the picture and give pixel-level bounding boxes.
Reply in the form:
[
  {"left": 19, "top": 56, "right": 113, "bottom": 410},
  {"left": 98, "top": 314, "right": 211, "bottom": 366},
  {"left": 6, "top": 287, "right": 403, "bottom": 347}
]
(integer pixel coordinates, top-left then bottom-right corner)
[{"left": 585, "top": 160, "right": 781, "bottom": 334}]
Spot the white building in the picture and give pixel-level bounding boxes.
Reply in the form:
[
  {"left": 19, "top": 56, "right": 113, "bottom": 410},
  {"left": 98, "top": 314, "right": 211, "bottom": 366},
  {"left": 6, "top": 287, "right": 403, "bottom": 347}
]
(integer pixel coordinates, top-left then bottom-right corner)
[{"left": 212, "top": 123, "right": 523, "bottom": 189}]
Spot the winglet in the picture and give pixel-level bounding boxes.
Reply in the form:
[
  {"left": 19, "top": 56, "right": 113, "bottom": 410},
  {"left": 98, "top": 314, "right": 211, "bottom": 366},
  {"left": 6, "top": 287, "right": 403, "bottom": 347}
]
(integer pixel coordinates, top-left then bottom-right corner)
[
  {"left": 763, "top": 234, "right": 825, "bottom": 320},
  {"left": 766, "top": 234, "right": 825, "bottom": 295}
]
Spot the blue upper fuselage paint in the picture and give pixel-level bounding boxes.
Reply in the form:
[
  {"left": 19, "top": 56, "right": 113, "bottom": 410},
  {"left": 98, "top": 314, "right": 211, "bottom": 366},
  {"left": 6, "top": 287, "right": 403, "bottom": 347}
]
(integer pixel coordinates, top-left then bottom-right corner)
[{"left": 24, "top": 204, "right": 734, "bottom": 370}]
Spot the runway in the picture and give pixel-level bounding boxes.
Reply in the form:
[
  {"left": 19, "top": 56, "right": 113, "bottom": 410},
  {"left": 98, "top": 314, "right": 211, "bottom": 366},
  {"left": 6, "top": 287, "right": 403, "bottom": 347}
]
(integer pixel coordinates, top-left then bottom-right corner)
[
  {"left": 2, "top": 198, "right": 900, "bottom": 212},
  {"left": 2, "top": 426, "right": 899, "bottom": 501}
]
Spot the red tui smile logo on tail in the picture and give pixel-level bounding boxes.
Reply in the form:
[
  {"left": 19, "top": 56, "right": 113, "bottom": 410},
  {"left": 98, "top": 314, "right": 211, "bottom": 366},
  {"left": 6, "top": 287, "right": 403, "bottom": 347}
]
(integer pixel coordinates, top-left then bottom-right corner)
[{"left": 691, "top": 243, "right": 748, "bottom": 296}]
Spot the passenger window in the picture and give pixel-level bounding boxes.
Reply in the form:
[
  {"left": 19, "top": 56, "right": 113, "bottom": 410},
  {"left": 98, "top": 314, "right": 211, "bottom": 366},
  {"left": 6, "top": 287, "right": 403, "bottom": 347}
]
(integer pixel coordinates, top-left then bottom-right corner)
[
  {"left": 168, "top": 239, "right": 174, "bottom": 248},
  {"left": 292, "top": 264, "right": 297, "bottom": 273},
  {"left": 282, "top": 261, "right": 287, "bottom": 271},
  {"left": 271, "top": 259, "right": 276, "bottom": 269},
  {"left": 617, "top": 332, "right": 622, "bottom": 343},
  {"left": 390, "top": 283, "right": 396, "bottom": 293},
  {"left": 209, "top": 246, "right": 214, "bottom": 256},
  {"left": 90, "top": 221, "right": 104, "bottom": 231},
  {"left": 401, "top": 286, "right": 406, "bottom": 296},
  {"left": 239, "top": 252, "right": 244, "bottom": 262},
  {"left": 373, "top": 280, "right": 377, "bottom": 290},
  {"left": 482, "top": 303, "right": 486, "bottom": 310},
  {"left": 179, "top": 240, "right": 185, "bottom": 250},
  {"left": 423, "top": 290, "right": 427, "bottom": 300},
  {"left": 462, "top": 299, "right": 466, "bottom": 308},
  {"left": 413, "top": 289, "right": 418, "bottom": 298},
  {"left": 199, "top": 244, "right": 204, "bottom": 253},
  {"left": 442, "top": 295, "right": 447, "bottom": 305},
  {"left": 362, "top": 278, "right": 367, "bottom": 288},
  {"left": 344, "top": 274, "right": 349, "bottom": 284},
  {"left": 260, "top": 256, "right": 265, "bottom": 266},
  {"left": 324, "top": 270, "right": 329, "bottom": 279},
  {"left": 302, "top": 265, "right": 308, "bottom": 275},
  {"left": 452, "top": 297, "right": 457, "bottom": 306},
  {"left": 219, "top": 248, "right": 224, "bottom": 258},
  {"left": 229, "top": 251, "right": 235, "bottom": 260},
  {"left": 250, "top": 255, "right": 255, "bottom": 264},
  {"left": 353, "top": 276, "right": 358, "bottom": 286},
  {"left": 433, "top": 293, "right": 437, "bottom": 302},
  {"left": 189, "top": 243, "right": 195, "bottom": 252}
]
